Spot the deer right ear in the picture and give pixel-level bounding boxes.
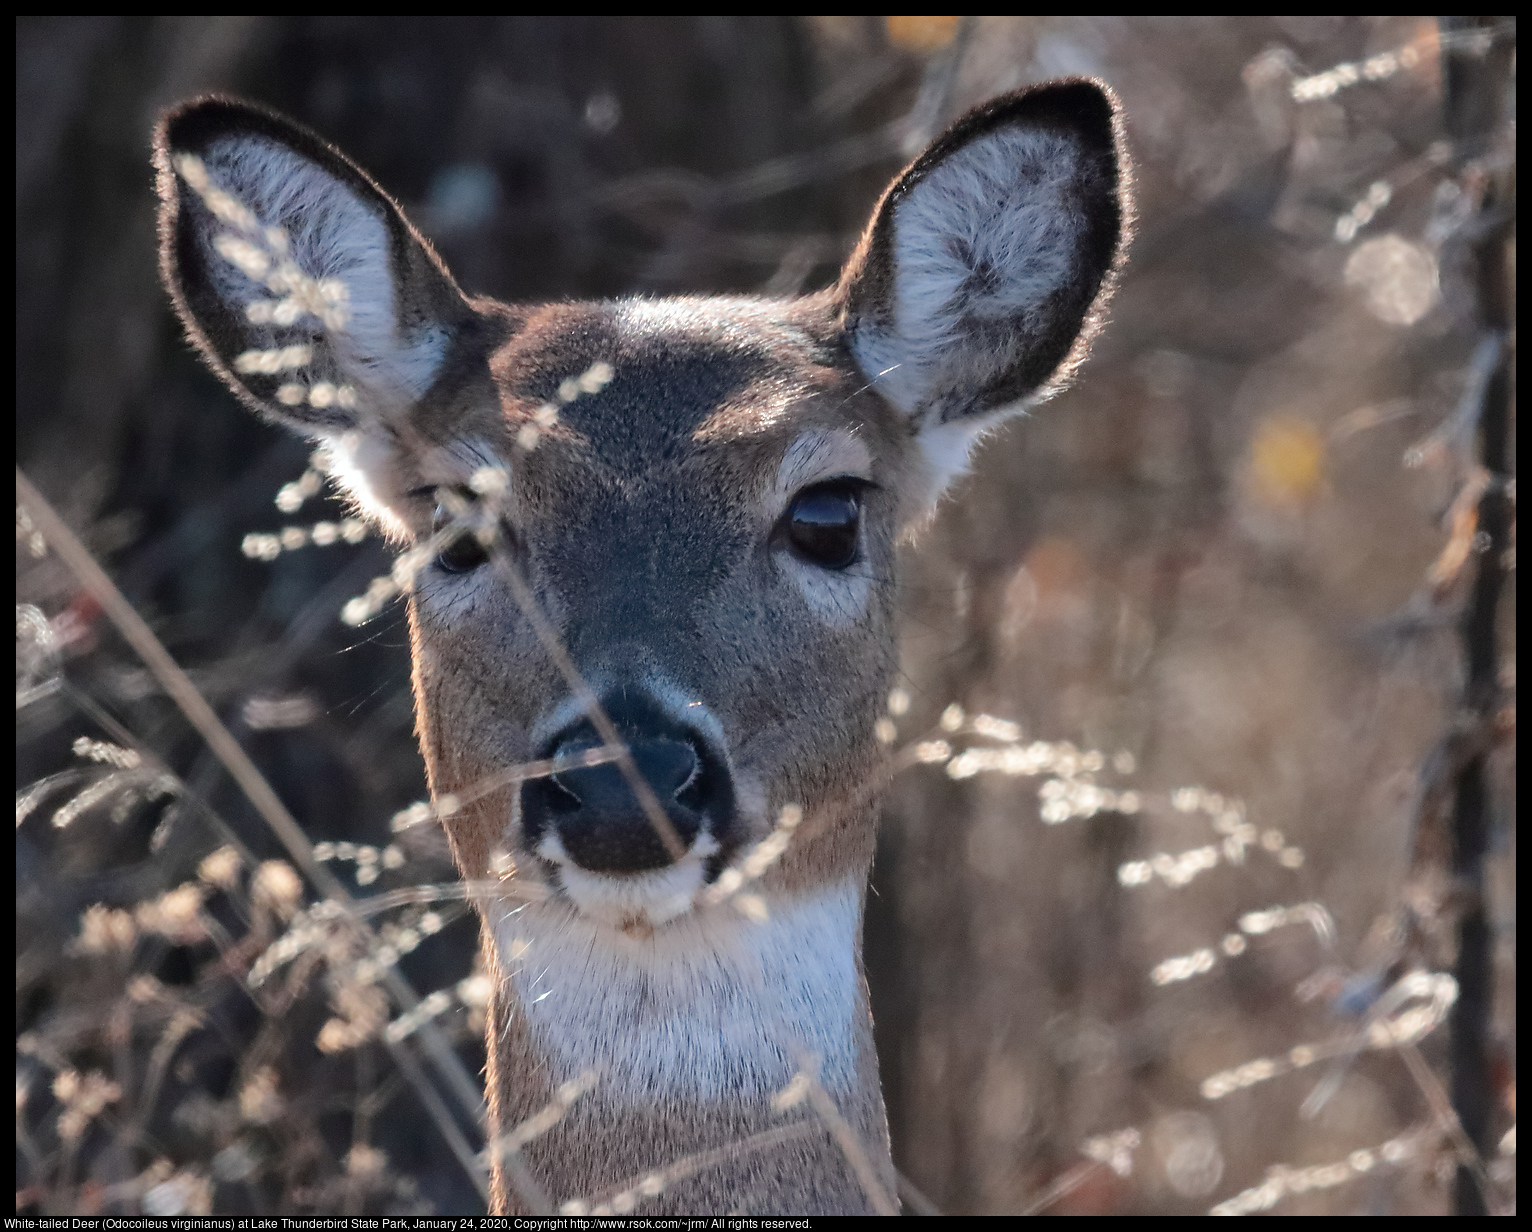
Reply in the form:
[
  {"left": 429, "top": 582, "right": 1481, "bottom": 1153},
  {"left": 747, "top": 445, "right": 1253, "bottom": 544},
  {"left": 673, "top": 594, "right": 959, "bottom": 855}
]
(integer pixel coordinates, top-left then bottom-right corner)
[
  {"left": 837, "top": 79, "right": 1129, "bottom": 504},
  {"left": 154, "top": 96, "right": 470, "bottom": 440}
]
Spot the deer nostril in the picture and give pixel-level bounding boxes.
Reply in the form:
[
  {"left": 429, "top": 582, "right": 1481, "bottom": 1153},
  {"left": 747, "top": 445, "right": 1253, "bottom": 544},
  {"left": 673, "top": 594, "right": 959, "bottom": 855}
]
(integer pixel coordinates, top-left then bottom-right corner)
[
  {"left": 635, "top": 737, "right": 700, "bottom": 800},
  {"left": 550, "top": 738, "right": 700, "bottom": 810}
]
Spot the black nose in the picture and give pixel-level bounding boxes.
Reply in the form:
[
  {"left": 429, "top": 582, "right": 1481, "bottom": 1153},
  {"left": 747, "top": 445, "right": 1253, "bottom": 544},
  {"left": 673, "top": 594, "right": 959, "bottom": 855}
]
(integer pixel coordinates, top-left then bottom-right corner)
[
  {"left": 552, "top": 737, "right": 698, "bottom": 816},
  {"left": 522, "top": 698, "right": 736, "bottom": 874}
]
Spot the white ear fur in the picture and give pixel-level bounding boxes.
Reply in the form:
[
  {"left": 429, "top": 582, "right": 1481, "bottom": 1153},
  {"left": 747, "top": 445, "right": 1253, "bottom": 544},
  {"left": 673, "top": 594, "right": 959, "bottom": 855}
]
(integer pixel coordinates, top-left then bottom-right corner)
[
  {"left": 321, "top": 427, "right": 412, "bottom": 542},
  {"left": 845, "top": 83, "right": 1125, "bottom": 509},
  {"left": 854, "top": 127, "right": 1088, "bottom": 425},
  {"left": 194, "top": 135, "right": 449, "bottom": 417},
  {"left": 159, "top": 101, "right": 470, "bottom": 536},
  {"left": 905, "top": 416, "right": 999, "bottom": 514}
]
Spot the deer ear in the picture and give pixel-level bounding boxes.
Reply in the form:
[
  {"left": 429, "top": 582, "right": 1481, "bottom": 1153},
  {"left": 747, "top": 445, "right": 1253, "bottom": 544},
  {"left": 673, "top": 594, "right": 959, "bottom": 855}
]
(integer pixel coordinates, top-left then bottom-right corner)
[
  {"left": 155, "top": 96, "right": 475, "bottom": 531},
  {"left": 838, "top": 79, "right": 1129, "bottom": 499}
]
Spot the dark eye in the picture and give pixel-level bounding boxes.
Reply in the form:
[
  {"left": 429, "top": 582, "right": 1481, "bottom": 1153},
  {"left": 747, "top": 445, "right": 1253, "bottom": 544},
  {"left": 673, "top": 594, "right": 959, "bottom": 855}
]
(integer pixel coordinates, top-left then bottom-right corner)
[
  {"left": 785, "top": 482, "right": 863, "bottom": 570},
  {"left": 432, "top": 499, "right": 491, "bottom": 573}
]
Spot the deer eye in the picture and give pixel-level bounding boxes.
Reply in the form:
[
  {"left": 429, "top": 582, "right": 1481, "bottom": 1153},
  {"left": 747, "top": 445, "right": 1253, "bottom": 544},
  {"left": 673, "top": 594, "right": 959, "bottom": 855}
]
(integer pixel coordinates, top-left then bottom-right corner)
[
  {"left": 784, "top": 481, "right": 863, "bottom": 570},
  {"left": 432, "top": 498, "right": 491, "bottom": 573}
]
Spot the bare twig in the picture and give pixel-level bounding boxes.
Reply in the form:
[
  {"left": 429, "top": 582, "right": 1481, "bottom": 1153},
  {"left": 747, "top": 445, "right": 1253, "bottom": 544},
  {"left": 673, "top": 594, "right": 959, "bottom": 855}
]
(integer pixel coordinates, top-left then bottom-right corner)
[
  {"left": 801, "top": 1070, "right": 899, "bottom": 1217},
  {"left": 15, "top": 468, "right": 499, "bottom": 1207},
  {"left": 1396, "top": 1042, "right": 1497, "bottom": 1212},
  {"left": 895, "top": 1169, "right": 943, "bottom": 1216},
  {"left": 1019, "top": 1159, "right": 1109, "bottom": 1217}
]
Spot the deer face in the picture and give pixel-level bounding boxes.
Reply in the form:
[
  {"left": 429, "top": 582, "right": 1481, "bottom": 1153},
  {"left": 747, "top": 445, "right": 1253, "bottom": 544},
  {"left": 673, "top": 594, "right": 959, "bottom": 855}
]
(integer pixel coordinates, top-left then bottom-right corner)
[
  {"left": 155, "top": 83, "right": 1127, "bottom": 934},
  {"left": 401, "top": 299, "right": 915, "bottom": 928}
]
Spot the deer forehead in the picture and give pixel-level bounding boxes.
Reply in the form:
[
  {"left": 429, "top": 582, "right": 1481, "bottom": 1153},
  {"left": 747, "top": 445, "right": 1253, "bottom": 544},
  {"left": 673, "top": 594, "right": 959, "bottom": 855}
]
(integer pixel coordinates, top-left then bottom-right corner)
[{"left": 445, "top": 301, "right": 894, "bottom": 506}]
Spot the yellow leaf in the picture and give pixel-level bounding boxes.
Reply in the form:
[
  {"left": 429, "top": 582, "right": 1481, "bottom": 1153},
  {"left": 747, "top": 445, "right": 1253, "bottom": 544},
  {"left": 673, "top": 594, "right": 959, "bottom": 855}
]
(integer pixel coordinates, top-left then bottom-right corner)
[
  {"left": 1248, "top": 417, "right": 1325, "bottom": 508},
  {"left": 886, "top": 16, "right": 961, "bottom": 52}
]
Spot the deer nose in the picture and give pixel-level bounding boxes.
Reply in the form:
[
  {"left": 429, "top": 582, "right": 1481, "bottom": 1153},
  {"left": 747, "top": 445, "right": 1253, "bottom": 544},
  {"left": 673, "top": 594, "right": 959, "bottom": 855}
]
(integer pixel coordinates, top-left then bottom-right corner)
[
  {"left": 522, "top": 707, "right": 735, "bottom": 874},
  {"left": 551, "top": 738, "right": 698, "bottom": 815}
]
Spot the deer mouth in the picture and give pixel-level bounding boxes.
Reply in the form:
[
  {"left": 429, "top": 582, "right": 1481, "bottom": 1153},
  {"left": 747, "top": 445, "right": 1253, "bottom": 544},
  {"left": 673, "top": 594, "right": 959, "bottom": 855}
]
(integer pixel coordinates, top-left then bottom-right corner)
[
  {"left": 519, "top": 692, "right": 743, "bottom": 929},
  {"left": 536, "top": 827, "right": 722, "bottom": 929}
]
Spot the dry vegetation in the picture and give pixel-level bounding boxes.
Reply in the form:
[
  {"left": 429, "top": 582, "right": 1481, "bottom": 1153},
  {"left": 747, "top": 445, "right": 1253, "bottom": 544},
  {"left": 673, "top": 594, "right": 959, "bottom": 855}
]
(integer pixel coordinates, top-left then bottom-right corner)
[{"left": 17, "top": 16, "right": 1515, "bottom": 1216}]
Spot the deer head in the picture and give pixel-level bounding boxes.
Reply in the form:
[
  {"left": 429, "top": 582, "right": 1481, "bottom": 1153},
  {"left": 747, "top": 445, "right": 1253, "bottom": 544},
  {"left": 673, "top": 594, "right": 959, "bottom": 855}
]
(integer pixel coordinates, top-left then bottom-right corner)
[{"left": 155, "top": 80, "right": 1127, "bottom": 1214}]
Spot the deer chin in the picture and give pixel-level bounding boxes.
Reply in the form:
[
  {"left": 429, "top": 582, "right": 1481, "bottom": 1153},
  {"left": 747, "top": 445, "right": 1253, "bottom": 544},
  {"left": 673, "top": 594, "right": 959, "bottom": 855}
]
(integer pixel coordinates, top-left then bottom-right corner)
[{"left": 536, "top": 830, "right": 721, "bottom": 933}]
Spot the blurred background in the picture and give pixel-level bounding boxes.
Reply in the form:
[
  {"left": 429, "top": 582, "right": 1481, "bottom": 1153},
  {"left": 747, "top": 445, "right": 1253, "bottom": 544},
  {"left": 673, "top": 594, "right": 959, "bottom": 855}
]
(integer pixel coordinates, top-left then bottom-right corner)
[{"left": 16, "top": 16, "right": 1516, "bottom": 1216}]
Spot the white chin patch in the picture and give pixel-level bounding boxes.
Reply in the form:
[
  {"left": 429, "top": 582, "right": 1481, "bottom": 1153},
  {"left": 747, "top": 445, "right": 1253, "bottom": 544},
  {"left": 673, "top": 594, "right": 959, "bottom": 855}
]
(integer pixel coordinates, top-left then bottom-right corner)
[{"left": 536, "top": 829, "right": 721, "bottom": 930}]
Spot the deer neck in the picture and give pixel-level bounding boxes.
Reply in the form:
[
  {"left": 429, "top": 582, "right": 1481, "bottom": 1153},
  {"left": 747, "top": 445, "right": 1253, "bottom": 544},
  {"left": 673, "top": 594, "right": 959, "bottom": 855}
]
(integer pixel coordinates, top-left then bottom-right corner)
[{"left": 482, "top": 877, "right": 892, "bottom": 1213}]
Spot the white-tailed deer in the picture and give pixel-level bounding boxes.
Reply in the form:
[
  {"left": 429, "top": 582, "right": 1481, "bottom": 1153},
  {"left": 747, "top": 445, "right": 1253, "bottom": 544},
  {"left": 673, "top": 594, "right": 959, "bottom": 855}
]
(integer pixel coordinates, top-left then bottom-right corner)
[{"left": 154, "top": 81, "right": 1128, "bottom": 1214}]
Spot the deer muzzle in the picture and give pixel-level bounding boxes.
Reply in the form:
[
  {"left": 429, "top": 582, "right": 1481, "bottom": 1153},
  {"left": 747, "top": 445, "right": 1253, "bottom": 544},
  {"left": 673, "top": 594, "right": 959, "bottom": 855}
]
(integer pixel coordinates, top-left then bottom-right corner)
[{"left": 522, "top": 698, "right": 738, "bottom": 877}]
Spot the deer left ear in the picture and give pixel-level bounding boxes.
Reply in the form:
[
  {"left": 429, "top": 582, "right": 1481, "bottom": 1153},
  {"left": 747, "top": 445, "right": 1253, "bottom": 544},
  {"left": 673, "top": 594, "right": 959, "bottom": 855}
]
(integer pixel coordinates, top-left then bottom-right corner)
[
  {"left": 837, "top": 79, "right": 1129, "bottom": 500},
  {"left": 153, "top": 96, "right": 481, "bottom": 538}
]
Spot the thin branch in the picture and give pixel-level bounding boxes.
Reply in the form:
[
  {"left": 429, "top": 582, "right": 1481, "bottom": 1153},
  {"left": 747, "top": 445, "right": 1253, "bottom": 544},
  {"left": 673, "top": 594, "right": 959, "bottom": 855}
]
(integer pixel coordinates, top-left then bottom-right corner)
[
  {"left": 1396, "top": 1042, "right": 1496, "bottom": 1212},
  {"left": 895, "top": 1169, "right": 943, "bottom": 1216},
  {"left": 1018, "top": 1158, "right": 1109, "bottom": 1218},
  {"left": 802, "top": 1071, "right": 899, "bottom": 1217},
  {"left": 15, "top": 468, "right": 501, "bottom": 1206}
]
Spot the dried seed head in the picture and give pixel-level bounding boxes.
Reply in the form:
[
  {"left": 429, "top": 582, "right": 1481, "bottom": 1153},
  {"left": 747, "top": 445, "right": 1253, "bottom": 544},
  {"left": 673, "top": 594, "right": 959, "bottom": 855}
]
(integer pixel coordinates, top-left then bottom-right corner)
[
  {"left": 346, "top": 1144, "right": 387, "bottom": 1178},
  {"left": 53, "top": 1070, "right": 122, "bottom": 1141},
  {"left": 75, "top": 904, "right": 137, "bottom": 954},
  {"left": 771, "top": 1073, "right": 810, "bottom": 1111},
  {"left": 72, "top": 736, "right": 141, "bottom": 769},
  {"left": 135, "top": 884, "right": 207, "bottom": 945},
  {"left": 456, "top": 973, "right": 492, "bottom": 1008},
  {"left": 197, "top": 845, "right": 243, "bottom": 890},
  {"left": 251, "top": 860, "right": 303, "bottom": 917},
  {"left": 143, "top": 1170, "right": 213, "bottom": 1217}
]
